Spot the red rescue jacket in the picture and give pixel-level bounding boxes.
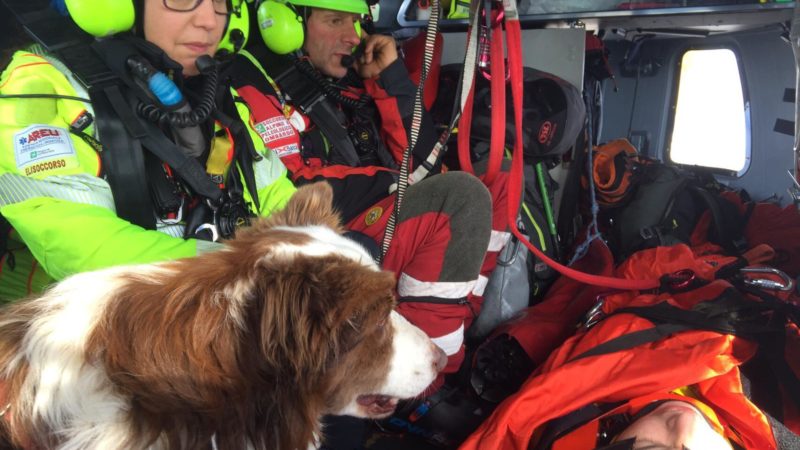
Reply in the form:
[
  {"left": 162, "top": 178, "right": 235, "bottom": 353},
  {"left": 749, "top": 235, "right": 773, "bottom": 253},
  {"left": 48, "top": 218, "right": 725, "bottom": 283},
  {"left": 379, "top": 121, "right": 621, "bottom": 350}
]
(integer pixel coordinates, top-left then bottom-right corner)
[{"left": 461, "top": 244, "right": 799, "bottom": 450}]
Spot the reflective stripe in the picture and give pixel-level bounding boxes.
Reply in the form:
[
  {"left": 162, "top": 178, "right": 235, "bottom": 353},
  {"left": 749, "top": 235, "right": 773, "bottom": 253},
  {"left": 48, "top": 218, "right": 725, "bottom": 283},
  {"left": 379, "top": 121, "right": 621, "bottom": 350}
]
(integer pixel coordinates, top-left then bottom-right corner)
[
  {"left": 431, "top": 322, "right": 464, "bottom": 356},
  {"left": 253, "top": 146, "right": 288, "bottom": 188},
  {"left": 398, "top": 272, "right": 476, "bottom": 298},
  {"left": 0, "top": 173, "right": 114, "bottom": 210},
  {"left": 196, "top": 240, "right": 224, "bottom": 254},
  {"left": 472, "top": 274, "right": 489, "bottom": 296},
  {"left": 488, "top": 230, "right": 511, "bottom": 252},
  {"left": 156, "top": 223, "right": 185, "bottom": 239}
]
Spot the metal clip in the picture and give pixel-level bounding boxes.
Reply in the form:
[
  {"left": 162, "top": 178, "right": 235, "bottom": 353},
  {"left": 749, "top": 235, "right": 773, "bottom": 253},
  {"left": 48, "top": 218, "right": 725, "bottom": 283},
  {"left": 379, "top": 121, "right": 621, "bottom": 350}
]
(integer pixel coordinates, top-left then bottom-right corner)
[
  {"left": 741, "top": 266, "right": 795, "bottom": 292},
  {"left": 583, "top": 298, "right": 606, "bottom": 329}
]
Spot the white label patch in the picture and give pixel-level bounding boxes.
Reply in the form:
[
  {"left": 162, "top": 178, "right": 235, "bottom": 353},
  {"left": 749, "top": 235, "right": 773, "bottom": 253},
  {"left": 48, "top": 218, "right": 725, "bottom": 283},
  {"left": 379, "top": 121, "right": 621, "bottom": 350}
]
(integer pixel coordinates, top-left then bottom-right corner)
[
  {"left": 288, "top": 110, "right": 306, "bottom": 132},
  {"left": 14, "top": 125, "right": 76, "bottom": 172},
  {"left": 254, "top": 116, "right": 295, "bottom": 144},
  {"left": 274, "top": 143, "right": 300, "bottom": 158}
]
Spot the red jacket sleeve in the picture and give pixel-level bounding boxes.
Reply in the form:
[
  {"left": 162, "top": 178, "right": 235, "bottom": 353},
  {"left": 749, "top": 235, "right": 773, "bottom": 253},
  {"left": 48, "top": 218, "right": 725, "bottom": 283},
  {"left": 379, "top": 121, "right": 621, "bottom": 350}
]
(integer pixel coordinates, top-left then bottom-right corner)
[{"left": 365, "top": 59, "right": 440, "bottom": 173}]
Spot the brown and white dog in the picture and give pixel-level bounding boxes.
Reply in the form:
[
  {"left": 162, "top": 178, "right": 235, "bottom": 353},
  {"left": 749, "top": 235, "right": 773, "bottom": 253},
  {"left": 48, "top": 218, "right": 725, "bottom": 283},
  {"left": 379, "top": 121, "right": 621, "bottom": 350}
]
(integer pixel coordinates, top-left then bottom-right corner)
[{"left": 0, "top": 183, "right": 446, "bottom": 450}]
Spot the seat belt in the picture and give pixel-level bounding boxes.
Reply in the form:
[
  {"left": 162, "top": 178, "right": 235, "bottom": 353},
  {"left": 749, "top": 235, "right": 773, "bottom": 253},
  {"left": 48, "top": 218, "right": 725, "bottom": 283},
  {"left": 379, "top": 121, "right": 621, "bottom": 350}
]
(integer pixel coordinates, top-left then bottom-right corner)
[{"left": 271, "top": 58, "right": 363, "bottom": 167}]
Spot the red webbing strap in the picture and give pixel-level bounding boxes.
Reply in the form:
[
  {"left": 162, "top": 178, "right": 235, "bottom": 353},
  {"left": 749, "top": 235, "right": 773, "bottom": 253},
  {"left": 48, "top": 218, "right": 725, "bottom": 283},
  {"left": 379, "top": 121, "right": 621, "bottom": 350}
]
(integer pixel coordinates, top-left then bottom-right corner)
[
  {"left": 485, "top": 20, "right": 505, "bottom": 185},
  {"left": 457, "top": 72, "right": 476, "bottom": 175},
  {"left": 502, "top": 7, "right": 659, "bottom": 290}
]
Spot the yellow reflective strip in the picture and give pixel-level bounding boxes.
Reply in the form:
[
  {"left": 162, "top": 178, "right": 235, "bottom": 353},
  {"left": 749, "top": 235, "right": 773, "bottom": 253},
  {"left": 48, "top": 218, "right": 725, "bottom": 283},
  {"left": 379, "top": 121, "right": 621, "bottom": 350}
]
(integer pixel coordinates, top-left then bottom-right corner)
[
  {"left": 0, "top": 173, "right": 115, "bottom": 210},
  {"left": 522, "top": 202, "right": 547, "bottom": 252},
  {"left": 207, "top": 129, "right": 233, "bottom": 177}
]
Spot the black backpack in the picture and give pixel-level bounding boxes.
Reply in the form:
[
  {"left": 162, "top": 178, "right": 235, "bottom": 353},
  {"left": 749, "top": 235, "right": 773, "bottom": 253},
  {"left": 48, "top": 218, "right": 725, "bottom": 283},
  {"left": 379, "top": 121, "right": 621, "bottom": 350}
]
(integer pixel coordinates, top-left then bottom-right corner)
[
  {"left": 431, "top": 65, "right": 586, "bottom": 164},
  {"left": 608, "top": 163, "right": 748, "bottom": 260}
]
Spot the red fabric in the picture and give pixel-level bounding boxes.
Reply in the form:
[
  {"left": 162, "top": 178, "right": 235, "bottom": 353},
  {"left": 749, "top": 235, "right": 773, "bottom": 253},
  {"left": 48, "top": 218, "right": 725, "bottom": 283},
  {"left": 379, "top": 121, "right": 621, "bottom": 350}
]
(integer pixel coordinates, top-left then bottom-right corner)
[
  {"left": 486, "top": 23, "right": 506, "bottom": 186},
  {"left": 351, "top": 203, "right": 471, "bottom": 385},
  {"left": 400, "top": 31, "right": 443, "bottom": 111},
  {"left": 785, "top": 322, "right": 800, "bottom": 433},
  {"left": 690, "top": 192, "right": 800, "bottom": 277},
  {"left": 460, "top": 247, "right": 781, "bottom": 450},
  {"left": 363, "top": 77, "right": 411, "bottom": 165},
  {"left": 743, "top": 202, "right": 800, "bottom": 277},
  {"left": 457, "top": 76, "right": 476, "bottom": 175}
]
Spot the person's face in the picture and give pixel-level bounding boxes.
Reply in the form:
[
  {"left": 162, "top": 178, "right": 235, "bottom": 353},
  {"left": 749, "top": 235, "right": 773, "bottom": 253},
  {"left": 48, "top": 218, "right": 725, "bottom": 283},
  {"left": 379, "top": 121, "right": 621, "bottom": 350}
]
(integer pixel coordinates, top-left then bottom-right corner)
[
  {"left": 304, "top": 8, "right": 362, "bottom": 79},
  {"left": 143, "top": 0, "right": 228, "bottom": 76},
  {"left": 615, "top": 401, "right": 733, "bottom": 450}
]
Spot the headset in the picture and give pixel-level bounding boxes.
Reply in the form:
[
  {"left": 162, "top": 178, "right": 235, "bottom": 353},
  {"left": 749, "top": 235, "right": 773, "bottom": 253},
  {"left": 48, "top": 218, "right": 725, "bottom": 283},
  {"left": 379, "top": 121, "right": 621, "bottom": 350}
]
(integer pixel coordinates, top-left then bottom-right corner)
[
  {"left": 256, "top": 0, "right": 365, "bottom": 55},
  {"left": 51, "top": 0, "right": 249, "bottom": 54}
]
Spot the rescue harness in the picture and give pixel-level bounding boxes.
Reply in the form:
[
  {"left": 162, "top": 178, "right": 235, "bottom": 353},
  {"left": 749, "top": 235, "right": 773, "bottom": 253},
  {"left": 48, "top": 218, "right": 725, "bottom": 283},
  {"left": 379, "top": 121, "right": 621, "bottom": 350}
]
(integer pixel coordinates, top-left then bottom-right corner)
[{"left": 2, "top": 3, "right": 258, "bottom": 241}]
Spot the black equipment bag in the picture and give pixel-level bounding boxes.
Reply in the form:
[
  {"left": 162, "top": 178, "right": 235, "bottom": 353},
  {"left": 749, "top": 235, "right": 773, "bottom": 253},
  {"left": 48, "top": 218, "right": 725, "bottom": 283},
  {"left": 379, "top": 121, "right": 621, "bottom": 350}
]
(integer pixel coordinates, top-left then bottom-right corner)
[
  {"left": 431, "top": 65, "right": 586, "bottom": 164},
  {"left": 609, "top": 163, "right": 747, "bottom": 260}
]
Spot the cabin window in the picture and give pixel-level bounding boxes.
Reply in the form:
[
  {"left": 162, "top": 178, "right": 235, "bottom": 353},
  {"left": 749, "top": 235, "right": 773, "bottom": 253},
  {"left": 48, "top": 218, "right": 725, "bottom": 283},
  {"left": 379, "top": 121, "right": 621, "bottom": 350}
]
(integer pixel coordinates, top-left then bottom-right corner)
[{"left": 668, "top": 48, "right": 750, "bottom": 174}]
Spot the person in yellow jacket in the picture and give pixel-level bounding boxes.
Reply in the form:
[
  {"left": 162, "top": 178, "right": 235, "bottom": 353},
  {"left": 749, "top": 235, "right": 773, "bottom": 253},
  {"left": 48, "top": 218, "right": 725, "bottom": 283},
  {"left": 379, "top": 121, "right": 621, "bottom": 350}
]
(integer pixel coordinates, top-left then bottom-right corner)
[{"left": 0, "top": 0, "right": 296, "bottom": 300}]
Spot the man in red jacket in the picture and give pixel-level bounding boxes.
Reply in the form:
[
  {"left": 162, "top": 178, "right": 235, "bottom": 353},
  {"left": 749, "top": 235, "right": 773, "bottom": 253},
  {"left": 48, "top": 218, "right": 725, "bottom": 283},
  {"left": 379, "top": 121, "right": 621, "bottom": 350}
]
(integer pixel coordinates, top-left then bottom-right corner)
[{"left": 234, "top": 0, "right": 512, "bottom": 388}]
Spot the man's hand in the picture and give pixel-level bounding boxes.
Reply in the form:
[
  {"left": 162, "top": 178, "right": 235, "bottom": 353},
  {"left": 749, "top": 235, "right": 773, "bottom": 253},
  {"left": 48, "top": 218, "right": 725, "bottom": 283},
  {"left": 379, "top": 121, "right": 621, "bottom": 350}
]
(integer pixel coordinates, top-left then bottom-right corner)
[{"left": 355, "top": 32, "right": 398, "bottom": 79}]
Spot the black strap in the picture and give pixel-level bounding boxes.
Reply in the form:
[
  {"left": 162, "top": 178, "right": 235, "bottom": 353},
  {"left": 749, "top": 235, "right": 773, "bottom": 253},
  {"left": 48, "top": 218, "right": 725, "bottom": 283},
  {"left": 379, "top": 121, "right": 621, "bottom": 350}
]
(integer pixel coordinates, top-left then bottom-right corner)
[
  {"left": 396, "top": 296, "right": 469, "bottom": 305},
  {"left": 580, "top": 289, "right": 800, "bottom": 417},
  {"left": 137, "top": 121, "right": 223, "bottom": 204},
  {"left": 271, "top": 58, "right": 363, "bottom": 167},
  {"left": 91, "top": 84, "right": 155, "bottom": 229},
  {"left": 570, "top": 289, "right": 776, "bottom": 362},
  {"left": 305, "top": 102, "right": 362, "bottom": 167},
  {"left": 532, "top": 402, "right": 621, "bottom": 450},
  {"left": 691, "top": 187, "right": 747, "bottom": 254},
  {"left": 214, "top": 102, "right": 260, "bottom": 212},
  {"left": 571, "top": 323, "right": 692, "bottom": 362},
  {"left": 0, "top": 214, "right": 15, "bottom": 270}
]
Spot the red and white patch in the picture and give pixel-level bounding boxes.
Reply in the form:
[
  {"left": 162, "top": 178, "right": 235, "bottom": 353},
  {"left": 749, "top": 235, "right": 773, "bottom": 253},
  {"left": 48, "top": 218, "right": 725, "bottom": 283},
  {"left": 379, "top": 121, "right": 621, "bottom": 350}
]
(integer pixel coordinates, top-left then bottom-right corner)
[{"left": 254, "top": 116, "right": 296, "bottom": 144}]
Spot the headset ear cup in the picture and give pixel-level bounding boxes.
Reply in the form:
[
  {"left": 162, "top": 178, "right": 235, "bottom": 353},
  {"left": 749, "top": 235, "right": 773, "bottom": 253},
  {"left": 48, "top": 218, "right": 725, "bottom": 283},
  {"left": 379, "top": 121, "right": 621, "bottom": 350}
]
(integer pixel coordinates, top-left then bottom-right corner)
[
  {"left": 354, "top": 19, "right": 361, "bottom": 39},
  {"left": 63, "top": 0, "right": 135, "bottom": 37},
  {"left": 219, "top": 0, "right": 250, "bottom": 54},
  {"left": 257, "top": 0, "right": 304, "bottom": 55}
]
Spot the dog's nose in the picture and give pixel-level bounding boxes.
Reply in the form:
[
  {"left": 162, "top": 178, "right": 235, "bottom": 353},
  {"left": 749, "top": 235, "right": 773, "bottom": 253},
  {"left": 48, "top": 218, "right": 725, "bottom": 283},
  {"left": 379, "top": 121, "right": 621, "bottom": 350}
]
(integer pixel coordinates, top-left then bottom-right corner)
[{"left": 432, "top": 344, "right": 448, "bottom": 372}]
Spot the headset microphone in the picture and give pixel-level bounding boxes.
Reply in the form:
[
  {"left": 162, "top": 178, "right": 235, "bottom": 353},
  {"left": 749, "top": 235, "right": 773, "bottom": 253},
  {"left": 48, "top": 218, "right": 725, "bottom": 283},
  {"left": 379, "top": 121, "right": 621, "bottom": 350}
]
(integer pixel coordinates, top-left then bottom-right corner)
[{"left": 341, "top": 40, "right": 366, "bottom": 68}]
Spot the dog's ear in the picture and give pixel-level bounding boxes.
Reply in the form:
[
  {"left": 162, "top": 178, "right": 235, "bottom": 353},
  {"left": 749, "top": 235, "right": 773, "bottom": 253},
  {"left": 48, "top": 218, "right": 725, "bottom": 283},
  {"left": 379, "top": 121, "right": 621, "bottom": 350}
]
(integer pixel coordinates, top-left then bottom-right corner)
[
  {"left": 263, "top": 182, "right": 342, "bottom": 231},
  {"left": 255, "top": 257, "right": 395, "bottom": 378}
]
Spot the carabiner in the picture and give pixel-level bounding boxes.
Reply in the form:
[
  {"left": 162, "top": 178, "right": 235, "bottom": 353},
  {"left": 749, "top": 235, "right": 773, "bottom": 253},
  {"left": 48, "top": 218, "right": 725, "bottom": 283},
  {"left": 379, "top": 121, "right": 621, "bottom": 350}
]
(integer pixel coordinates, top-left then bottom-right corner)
[
  {"left": 740, "top": 266, "right": 795, "bottom": 292},
  {"left": 583, "top": 298, "right": 606, "bottom": 329}
]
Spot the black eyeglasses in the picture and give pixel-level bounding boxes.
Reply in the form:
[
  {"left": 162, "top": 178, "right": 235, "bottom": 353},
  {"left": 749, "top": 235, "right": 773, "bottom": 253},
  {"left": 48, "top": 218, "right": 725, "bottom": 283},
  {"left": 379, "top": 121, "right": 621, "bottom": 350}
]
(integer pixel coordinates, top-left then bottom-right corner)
[{"left": 163, "top": 0, "right": 242, "bottom": 15}]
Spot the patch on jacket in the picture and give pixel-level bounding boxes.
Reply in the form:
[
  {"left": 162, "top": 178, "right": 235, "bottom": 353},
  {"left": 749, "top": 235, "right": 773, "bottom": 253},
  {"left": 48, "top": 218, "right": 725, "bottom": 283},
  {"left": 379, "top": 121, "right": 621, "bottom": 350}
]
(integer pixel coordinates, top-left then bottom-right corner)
[{"left": 14, "top": 125, "right": 77, "bottom": 176}]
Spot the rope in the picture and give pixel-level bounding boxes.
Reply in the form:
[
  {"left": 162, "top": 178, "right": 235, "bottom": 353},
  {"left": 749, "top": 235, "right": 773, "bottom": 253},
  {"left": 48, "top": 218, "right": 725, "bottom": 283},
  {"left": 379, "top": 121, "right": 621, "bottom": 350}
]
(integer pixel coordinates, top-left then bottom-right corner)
[
  {"left": 407, "top": 0, "right": 484, "bottom": 184},
  {"left": 567, "top": 81, "right": 603, "bottom": 265},
  {"left": 380, "top": 0, "right": 442, "bottom": 261}
]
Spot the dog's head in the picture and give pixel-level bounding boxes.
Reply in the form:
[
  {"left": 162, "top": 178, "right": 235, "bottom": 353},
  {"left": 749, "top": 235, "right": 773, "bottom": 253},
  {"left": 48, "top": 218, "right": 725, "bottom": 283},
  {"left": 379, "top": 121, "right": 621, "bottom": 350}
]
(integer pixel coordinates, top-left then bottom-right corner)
[
  {"left": 94, "top": 182, "right": 445, "bottom": 449},
  {"left": 233, "top": 183, "right": 446, "bottom": 415}
]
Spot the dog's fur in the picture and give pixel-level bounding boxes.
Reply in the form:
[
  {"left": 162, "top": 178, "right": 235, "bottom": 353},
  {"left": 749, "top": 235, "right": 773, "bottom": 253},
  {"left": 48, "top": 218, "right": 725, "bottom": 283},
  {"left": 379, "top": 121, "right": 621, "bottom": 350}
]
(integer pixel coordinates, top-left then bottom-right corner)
[{"left": 0, "top": 183, "right": 445, "bottom": 450}]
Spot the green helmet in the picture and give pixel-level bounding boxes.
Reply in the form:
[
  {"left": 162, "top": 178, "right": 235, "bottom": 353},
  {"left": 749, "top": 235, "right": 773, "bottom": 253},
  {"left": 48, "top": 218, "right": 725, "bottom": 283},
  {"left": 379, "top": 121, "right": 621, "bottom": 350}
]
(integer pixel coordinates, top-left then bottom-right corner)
[{"left": 285, "top": 0, "right": 369, "bottom": 15}]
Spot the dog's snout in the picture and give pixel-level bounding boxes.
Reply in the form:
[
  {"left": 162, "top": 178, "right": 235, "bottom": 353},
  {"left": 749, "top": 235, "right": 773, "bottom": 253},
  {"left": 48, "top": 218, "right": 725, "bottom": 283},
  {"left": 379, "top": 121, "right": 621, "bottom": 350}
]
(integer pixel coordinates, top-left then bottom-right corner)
[{"left": 432, "top": 344, "right": 448, "bottom": 372}]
